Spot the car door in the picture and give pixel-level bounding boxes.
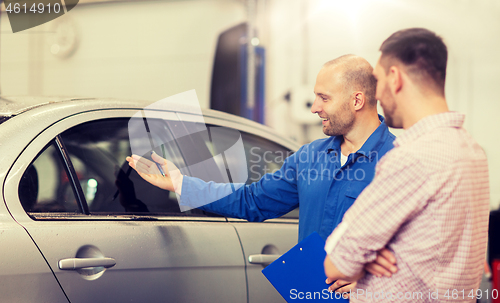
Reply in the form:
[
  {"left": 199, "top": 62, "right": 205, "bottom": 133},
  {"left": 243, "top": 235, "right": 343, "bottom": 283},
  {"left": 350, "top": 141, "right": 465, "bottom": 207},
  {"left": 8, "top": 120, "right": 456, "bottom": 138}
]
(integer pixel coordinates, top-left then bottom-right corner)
[
  {"left": 5, "top": 110, "right": 247, "bottom": 303},
  {"left": 0, "top": 197, "right": 69, "bottom": 303},
  {"left": 229, "top": 131, "right": 299, "bottom": 303},
  {"left": 172, "top": 113, "right": 299, "bottom": 303}
]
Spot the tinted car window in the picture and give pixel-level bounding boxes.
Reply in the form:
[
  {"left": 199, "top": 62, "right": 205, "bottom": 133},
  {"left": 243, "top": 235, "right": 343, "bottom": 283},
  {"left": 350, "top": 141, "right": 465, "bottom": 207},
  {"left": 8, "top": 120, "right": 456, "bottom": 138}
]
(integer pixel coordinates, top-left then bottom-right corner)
[
  {"left": 240, "top": 132, "right": 294, "bottom": 183},
  {"left": 19, "top": 141, "right": 80, "bottom": 213},
  {"left": 174, "top": 122, "right": 299, "bottom": 219},
  {"left": 20, "top": 117, "right": 298, "bottom": 219},
  {"left": 58, "top": 118, "right": 209, "bottom": 215},
  {"left": 240, "top": 131, "right": 299, "bottom": 219},
  {"left": 173, "top": 122, "right": 294, "bottom": 183}
]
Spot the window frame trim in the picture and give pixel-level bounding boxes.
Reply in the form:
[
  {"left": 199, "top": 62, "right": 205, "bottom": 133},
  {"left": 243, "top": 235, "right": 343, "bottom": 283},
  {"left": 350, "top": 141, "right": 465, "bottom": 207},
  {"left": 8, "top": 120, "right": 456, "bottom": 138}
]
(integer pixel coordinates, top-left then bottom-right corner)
[{"left": 54, "top": 135, "right": 90, "bottom": 215}]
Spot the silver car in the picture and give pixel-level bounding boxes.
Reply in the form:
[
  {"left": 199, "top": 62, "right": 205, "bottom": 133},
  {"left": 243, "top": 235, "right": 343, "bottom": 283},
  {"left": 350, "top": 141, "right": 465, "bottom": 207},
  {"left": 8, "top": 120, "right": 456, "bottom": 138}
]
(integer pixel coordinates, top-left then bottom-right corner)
[{"left": 1, "top": 96, "right": 300, "bottom": 303}]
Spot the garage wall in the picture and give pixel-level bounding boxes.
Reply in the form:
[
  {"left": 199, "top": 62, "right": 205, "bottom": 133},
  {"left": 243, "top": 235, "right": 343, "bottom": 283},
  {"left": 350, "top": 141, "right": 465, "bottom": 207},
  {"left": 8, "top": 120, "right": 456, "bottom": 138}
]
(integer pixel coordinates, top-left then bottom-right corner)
[{"left": 0, "top": 0, "right": 246, "bottom": 107}]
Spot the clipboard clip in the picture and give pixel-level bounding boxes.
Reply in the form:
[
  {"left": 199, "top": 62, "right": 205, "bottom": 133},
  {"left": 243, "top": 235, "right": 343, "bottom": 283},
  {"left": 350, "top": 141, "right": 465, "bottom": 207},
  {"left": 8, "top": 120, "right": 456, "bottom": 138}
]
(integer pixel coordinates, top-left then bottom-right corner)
[{"left": 248, "top": 254, "right": 281, "bottom": 264}]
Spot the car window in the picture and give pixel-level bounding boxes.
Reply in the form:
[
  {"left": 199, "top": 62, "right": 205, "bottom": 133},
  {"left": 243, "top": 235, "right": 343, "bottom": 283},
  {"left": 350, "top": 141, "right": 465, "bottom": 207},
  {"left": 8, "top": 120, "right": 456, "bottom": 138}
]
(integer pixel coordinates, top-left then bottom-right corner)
[
  {"left": 18, "top": 117, "right": 228, "bottom": 218},
  {"left": 240, "top": 131, "right": 299, "bottom": 219},
  {"left": 56, "top": 118, "right": 216, "bottom": 216},
  {"left": 174, "top": 121, "right": 299, "bottom": 219},
  {"left": 19, "top": 118, "right": 297, "bottom": 219},
  {"left": 239, "top": 132, "right": 294, "bottom": 184},
  {"left": 19, "top": 141, "right": 80, "bottom": 213}
]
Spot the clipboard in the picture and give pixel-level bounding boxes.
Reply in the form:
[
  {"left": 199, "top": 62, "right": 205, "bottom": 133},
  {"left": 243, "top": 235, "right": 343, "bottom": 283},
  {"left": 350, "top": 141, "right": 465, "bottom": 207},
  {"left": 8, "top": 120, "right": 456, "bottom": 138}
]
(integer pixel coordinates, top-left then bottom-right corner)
[{"left": 262, "top": 232, "right": 349, "bottom": 302}]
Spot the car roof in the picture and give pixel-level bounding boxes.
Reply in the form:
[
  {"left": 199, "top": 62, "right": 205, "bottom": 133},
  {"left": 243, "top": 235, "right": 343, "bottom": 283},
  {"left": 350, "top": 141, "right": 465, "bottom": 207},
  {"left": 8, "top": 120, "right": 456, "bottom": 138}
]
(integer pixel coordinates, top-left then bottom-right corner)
[
  {"left": 0, "top": 96, "right": 300, "bottom": 150},
  {"left": 0, "top": 96, "right": 149, "bottom": 116},
  {"left": 0, "top": 96, "right": 79, "bottom": 116}
]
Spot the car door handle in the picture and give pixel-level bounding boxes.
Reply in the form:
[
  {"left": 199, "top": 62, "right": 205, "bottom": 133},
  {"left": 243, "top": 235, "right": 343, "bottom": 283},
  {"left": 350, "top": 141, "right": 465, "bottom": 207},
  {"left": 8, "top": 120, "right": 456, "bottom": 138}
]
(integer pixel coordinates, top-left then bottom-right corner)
[
  {"left": 248, "top": 254, "right": 281, "bottom": 264},
  {"left": 58, "top": 257, "right": 116, "bottom": 270}
]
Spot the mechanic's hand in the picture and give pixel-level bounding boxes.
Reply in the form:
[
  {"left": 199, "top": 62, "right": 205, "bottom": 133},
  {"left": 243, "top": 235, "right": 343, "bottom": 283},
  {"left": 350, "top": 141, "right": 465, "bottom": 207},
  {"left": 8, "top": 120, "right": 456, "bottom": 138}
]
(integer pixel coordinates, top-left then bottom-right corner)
[
  {"left": 126, "top": 152, "right": 183, "bottom": 193},
  {"left": 326, "top": 278, "right": 355, "bottom": 299},
  {"left": 365, "top": 248, "right": 398, "bottom": 277}
]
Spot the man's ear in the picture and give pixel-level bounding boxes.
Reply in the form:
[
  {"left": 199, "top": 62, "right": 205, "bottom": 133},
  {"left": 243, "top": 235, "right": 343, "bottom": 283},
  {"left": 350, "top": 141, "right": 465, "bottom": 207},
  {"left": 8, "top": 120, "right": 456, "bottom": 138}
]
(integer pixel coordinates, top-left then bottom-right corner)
[
  {"left": 352, "top": 92, "right": 365, "bottom": 111},
  {"left": 389, "top": 65, "right": 403, "bottom": 94}
]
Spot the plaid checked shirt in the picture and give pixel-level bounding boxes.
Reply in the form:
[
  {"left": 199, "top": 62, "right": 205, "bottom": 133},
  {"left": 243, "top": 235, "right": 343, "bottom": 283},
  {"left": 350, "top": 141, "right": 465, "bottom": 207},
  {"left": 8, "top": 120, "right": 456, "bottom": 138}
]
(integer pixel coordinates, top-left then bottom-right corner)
[{"left": 325, "top": 112, "right": 490, "bottom": 302}]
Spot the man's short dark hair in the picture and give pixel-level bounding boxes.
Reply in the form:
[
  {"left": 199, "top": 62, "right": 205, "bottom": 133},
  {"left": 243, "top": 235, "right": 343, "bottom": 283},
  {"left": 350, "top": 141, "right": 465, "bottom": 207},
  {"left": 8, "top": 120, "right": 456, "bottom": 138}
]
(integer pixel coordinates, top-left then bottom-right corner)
[{"left": 380, "top": 28, "right": 448, "bottom": 93}]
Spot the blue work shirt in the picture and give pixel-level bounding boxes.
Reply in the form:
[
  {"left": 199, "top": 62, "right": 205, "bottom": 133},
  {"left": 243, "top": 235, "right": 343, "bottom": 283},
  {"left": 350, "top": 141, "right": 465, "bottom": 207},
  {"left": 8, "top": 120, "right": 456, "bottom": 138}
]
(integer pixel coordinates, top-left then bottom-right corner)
[{"left": 180, "top": 115, "right": 395, "bottom": 242}]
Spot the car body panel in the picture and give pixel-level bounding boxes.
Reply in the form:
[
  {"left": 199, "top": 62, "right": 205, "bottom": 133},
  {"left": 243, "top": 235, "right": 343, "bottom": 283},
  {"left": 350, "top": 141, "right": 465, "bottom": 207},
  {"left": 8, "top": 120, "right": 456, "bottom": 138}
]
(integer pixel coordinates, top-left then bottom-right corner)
[
  {"left": 231, "top": 221, "right": 298, "bottom": 303},
  {"left": 15, "top": 219, "right": 247, "bottom": 303},
  {"left": 0, "top": 194, "right": 68, "bottom": 303}
]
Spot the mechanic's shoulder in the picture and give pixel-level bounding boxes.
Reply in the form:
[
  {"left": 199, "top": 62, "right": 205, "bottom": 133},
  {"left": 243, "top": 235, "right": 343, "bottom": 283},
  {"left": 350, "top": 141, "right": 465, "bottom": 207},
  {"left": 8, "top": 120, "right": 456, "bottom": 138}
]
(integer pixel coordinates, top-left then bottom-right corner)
[
  {"left": 386, "top": 130, "right": 397, "bottom": 141},
  {"left": 378, "top": 128, "right": 397, "bottom": 152},
  {"left": 294, "top": 137, "right": 333, "bottom": 153},
  {"left": 309, "top": 136, "right": 335, "bottom": 147},
  {"left": 378, "top": 120, "right": 397, "bottom": 141}
]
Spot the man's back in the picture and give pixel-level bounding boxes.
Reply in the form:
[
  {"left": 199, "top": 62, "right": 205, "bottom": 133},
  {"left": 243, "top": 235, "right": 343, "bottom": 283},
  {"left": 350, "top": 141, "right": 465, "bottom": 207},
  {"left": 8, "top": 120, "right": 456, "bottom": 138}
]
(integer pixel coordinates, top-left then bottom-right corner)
[
  {"left": 399, "top": 113, "right": 489, "bottom": 297},
  {"left": 327, "top": 112, "right": 489, "bottom": 302},
  {"left": 356, "top": 112, "right": 489, "bottom": 302}
]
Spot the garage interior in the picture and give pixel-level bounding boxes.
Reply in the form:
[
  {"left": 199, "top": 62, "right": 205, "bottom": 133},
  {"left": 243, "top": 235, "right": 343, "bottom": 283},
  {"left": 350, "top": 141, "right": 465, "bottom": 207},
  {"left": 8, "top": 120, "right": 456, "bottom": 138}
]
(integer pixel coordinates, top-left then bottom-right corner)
[{"left": 1, "top": 0, "right": 499, "bottom": 301}]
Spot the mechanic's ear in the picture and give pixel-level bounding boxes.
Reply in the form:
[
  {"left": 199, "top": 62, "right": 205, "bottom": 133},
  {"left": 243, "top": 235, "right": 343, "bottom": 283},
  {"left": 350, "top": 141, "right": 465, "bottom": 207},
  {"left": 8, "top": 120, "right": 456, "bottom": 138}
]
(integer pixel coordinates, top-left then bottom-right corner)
[{"left": 353, "top": 92, "right": 365, "bottom": 111}]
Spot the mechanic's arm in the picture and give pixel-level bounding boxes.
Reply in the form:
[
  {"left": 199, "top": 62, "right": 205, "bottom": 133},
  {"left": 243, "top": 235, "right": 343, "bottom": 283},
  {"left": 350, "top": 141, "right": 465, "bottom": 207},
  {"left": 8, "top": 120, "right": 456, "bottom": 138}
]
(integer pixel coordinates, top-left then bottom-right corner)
[
  {"left": 323, "top": 155, "right": 430, "bottom": 281},
  {"left": 127, "top": 148, "right": 301, "bottom": 221}
]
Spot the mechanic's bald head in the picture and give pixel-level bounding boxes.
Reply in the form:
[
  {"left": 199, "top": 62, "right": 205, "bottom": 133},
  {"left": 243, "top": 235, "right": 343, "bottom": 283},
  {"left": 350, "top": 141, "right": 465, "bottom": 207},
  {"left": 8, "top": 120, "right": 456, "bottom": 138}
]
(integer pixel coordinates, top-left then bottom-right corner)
[{"left": 323, "top": 55, "right": 377, "bottom": 108}]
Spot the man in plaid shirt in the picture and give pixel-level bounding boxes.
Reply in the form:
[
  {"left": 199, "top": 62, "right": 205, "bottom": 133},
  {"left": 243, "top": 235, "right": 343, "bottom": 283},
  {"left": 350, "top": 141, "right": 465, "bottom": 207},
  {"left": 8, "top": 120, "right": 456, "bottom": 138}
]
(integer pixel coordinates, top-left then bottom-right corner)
[{"left": 324, "top": 28, "right": 490, "bottom": 302}]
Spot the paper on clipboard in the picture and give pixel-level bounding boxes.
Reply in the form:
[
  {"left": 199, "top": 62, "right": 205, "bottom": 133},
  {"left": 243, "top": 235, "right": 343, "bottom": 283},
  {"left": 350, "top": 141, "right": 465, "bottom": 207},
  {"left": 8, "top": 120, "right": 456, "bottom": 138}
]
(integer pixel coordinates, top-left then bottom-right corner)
[{"left": 262, "top": 232, "right": 349, "bottom": 302}]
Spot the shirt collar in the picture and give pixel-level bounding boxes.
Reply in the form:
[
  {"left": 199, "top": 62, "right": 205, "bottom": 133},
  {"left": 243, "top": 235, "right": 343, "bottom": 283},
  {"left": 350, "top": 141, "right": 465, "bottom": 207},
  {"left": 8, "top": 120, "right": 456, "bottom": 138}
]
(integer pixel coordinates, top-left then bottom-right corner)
[
  {"left": 327, "top": 114, "right": 392, "bottom": 160},
  {"left": 356, "top": 114, "right": 392, "bottom": 160},
  {"left": 393, "top": 112, "right": 465, "bottom": 147},
  {"left": 324, "top": 136, "right": 342, "bottom": 156}
]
